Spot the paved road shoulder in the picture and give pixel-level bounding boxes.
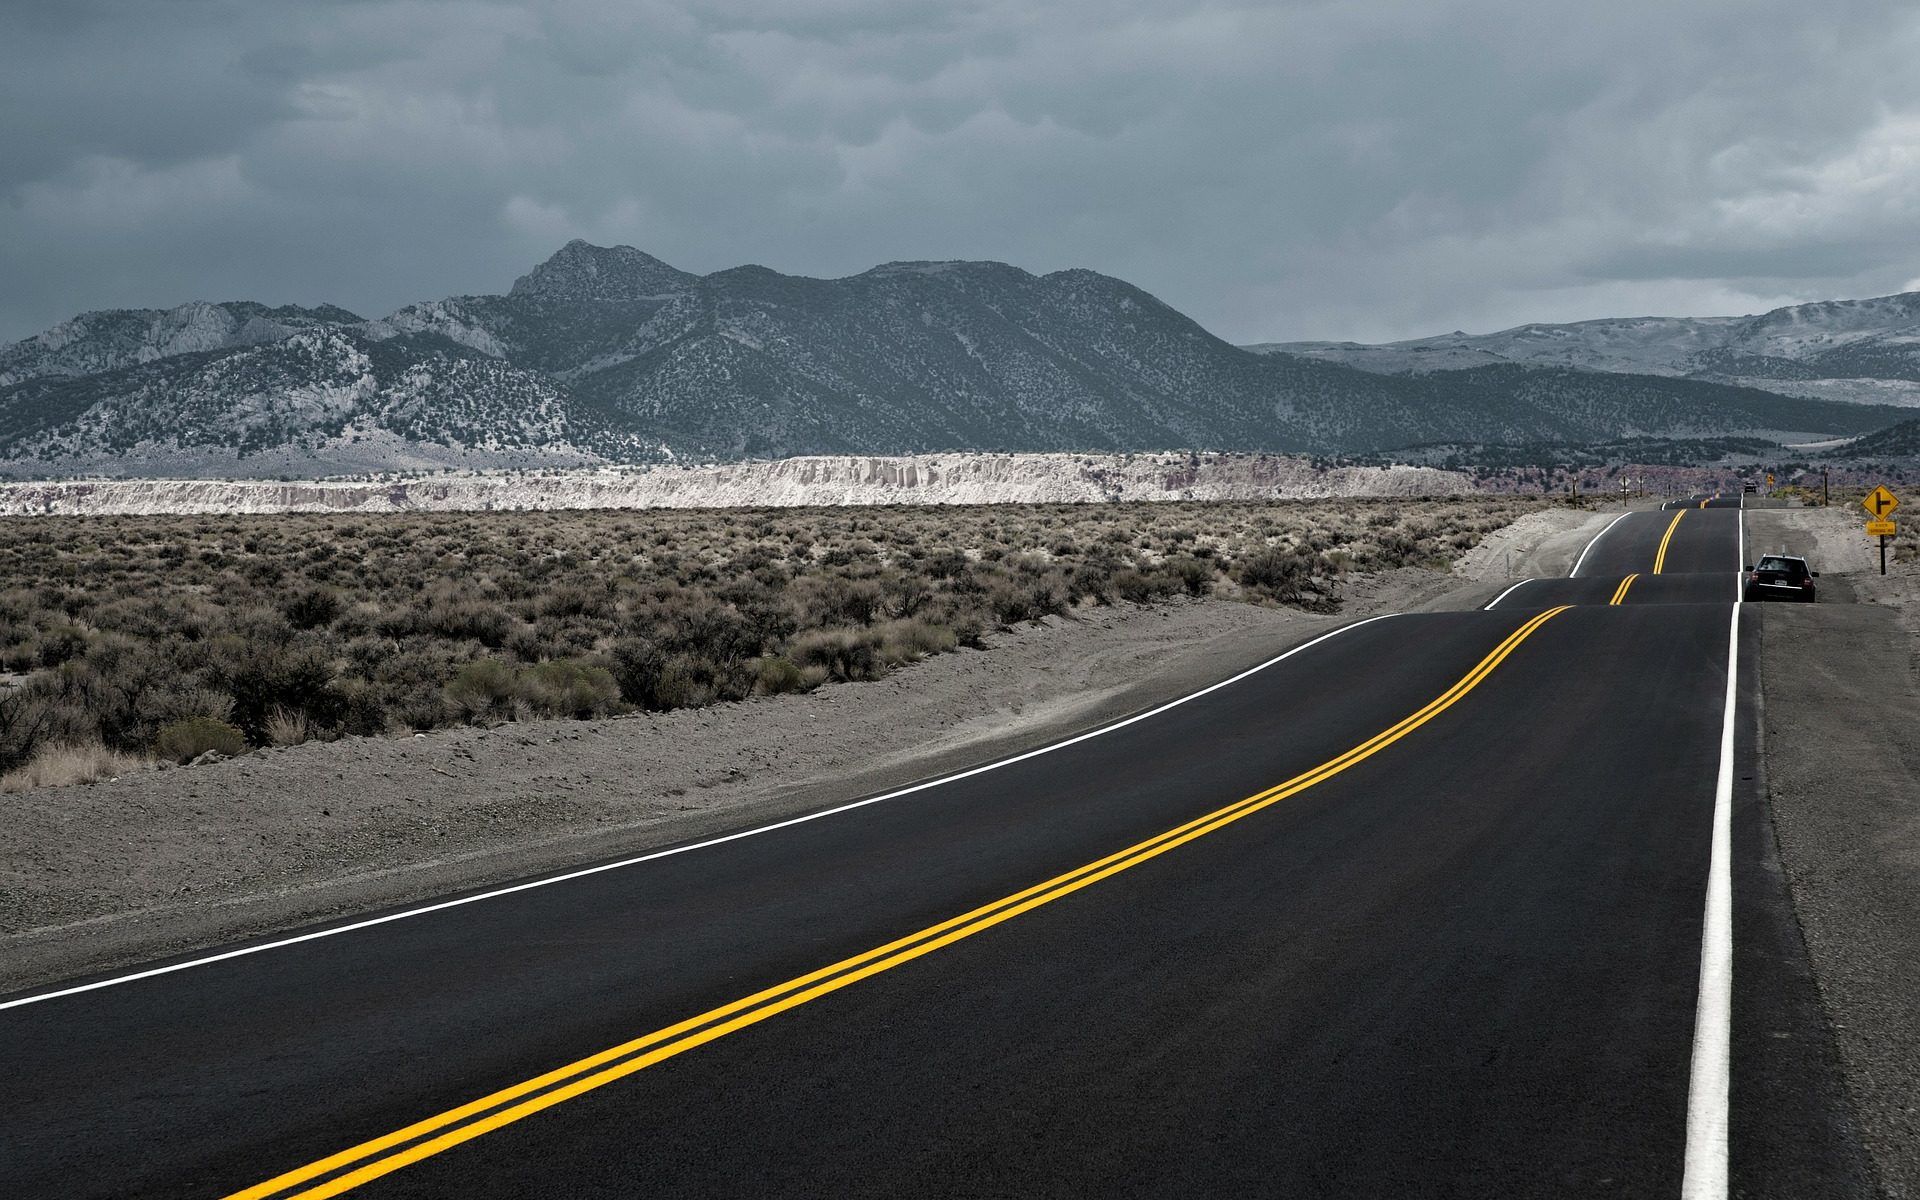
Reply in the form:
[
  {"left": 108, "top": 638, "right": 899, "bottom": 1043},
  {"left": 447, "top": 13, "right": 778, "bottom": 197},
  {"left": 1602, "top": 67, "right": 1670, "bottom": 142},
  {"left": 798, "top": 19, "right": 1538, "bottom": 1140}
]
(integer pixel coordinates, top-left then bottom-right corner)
[{"left": 1757, "top": 600, "right": 1920, "bottom": 1198}]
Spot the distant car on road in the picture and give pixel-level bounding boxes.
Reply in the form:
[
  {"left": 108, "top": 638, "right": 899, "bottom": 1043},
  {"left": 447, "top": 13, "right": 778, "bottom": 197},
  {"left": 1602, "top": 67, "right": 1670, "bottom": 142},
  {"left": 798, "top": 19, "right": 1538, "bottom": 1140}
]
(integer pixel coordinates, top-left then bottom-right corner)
[{"left": 1744, "top": 554, "right": 1818, "bottom": 602}]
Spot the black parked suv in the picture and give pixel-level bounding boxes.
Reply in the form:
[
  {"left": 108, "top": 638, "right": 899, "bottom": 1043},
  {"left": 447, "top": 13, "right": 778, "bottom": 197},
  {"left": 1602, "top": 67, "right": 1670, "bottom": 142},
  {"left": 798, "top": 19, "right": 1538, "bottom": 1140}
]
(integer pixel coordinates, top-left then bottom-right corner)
[{"left": 1744, "top": 554, "right": 1818, "bottom": 602}]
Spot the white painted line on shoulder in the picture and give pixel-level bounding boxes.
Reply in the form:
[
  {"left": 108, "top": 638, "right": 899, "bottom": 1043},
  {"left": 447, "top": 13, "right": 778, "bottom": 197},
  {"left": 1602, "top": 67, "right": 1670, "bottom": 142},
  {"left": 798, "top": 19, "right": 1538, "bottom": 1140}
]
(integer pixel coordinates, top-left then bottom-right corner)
[
  {"left": 1482, "top": 579, "right": 1535, "bottom": 610},
  {"left": 1680, "top": 600, "right": 1738, "bottom": 1199},
  {"left": 1, "top": 613, "right": 1402, "bottom": 1013},
  {"left": 1568, "top": 512, "right": 1634, "bottom": 577}
]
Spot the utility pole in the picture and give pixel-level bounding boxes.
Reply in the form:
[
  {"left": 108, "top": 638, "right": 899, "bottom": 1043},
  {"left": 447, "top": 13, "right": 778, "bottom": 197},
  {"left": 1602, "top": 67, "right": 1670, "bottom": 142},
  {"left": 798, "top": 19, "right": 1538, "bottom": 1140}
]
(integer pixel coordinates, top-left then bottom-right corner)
[{"left": 1822, "top": 468, "right": 1829, "bottom": 507}]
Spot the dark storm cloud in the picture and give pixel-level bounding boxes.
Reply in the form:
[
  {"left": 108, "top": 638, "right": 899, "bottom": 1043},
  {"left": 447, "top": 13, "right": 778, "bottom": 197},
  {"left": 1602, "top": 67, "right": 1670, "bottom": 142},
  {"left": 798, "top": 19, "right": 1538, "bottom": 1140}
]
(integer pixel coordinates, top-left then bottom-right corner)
[{"left": 3, "top": 0, "right": 1919, "bottom": 345}]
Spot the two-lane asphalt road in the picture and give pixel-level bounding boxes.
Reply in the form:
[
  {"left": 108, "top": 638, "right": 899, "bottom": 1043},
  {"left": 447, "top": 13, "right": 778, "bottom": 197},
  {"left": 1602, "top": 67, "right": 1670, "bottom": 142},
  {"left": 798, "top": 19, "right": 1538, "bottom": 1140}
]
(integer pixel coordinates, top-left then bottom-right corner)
[{"left": 1, "top": 505, "right": 1870, "bottom": 1198}]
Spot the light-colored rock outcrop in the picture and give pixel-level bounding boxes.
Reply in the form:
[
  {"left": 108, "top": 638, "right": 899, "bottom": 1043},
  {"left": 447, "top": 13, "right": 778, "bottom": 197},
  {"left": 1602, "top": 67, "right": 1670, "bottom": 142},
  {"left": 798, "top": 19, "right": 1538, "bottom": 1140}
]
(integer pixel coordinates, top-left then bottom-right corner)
[{"left": 0, "top": 453, "right": 1472, "bottom": 516}]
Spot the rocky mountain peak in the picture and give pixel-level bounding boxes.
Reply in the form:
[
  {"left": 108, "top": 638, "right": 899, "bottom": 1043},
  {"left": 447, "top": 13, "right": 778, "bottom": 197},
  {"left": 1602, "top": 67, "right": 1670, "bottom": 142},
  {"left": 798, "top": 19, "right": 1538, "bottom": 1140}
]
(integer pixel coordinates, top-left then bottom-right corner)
[{"left": 508, "top": 240, "right": 696, "bottom": 301}]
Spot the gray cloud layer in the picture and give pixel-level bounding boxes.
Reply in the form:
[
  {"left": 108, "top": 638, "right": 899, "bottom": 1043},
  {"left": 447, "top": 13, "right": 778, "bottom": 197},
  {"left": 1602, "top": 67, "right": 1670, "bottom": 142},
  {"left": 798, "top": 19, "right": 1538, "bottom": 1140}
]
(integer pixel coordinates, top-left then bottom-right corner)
[{"left": 4, "top": 0, "right": 1919, "bottom": 345}]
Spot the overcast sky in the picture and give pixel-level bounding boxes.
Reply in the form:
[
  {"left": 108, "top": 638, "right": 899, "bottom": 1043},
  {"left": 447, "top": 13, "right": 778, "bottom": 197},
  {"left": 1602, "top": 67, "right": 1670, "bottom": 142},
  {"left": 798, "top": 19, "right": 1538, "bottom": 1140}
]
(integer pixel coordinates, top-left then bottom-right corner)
[{"left": 5, "top": 0, "right": 1920, "bottom": 347}]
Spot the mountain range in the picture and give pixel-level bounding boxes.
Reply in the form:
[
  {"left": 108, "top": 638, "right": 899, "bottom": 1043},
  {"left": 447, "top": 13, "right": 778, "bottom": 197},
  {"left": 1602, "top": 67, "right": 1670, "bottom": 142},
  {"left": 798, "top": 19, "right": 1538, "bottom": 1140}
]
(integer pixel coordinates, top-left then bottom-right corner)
[
  {"left": 1251, "top": 293, "right": 1920, "bottom": 409},
  {"left": 0, "top": 241, "right": 1911, "bottom": 477}
]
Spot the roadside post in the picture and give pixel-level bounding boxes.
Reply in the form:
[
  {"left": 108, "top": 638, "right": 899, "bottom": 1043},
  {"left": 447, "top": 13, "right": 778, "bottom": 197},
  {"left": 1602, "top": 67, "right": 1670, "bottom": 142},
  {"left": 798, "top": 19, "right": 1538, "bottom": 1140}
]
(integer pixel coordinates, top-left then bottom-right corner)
[{"left": 1863, "top": 485, "right": 1900, "bottom": 575}]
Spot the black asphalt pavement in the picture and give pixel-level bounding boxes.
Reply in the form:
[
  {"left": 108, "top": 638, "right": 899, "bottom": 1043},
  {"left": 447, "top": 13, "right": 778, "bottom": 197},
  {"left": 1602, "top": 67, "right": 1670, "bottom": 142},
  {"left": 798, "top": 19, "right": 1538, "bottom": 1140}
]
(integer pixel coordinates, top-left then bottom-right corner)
[
  {"left": 0, "top": 505, "right": 1870, "bottom": 1198},
  {"left": 1572, "top": 508, "right": 1746, "bottom": 579}
]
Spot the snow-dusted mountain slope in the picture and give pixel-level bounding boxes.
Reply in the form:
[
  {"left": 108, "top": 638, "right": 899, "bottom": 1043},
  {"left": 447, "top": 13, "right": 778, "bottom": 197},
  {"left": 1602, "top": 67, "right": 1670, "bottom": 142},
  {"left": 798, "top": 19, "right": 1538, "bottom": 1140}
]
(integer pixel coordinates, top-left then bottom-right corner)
[
  {"left": 1250, "top": 291, "right": 1920, "bottom": 407},
  {"left": 0, "top": 330, "right": 623, "bottom": 478},
  {"left": 0, "top": 301, "right": 363, "bottom": 388}
]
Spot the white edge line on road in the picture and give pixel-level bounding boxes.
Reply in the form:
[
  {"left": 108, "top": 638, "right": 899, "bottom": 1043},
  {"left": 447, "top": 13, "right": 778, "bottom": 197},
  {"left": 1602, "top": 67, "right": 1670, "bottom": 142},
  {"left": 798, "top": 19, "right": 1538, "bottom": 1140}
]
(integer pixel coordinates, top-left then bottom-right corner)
[
  {"left": 1, "top": 613, "right": 1404, "bottom": 1013},
  {"left": 1680, "top": 598, "right": 1738, "bottom": 1199},
  {"left": 1482, "top": 579, "right": 1535, "bottom": 610},
  {"left": 1736, "top": 506, "right": 1745, "bottom": 601},
  {"left": 1568, "top": 511, "right": 1634, "bottom": 577}
]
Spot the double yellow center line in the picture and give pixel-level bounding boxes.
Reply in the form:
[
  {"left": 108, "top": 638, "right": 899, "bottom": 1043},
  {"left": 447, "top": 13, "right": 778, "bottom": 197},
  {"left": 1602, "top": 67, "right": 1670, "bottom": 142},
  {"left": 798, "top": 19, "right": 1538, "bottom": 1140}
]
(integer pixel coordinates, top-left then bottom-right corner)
[
  {"left": 228, "top": 606, "right": 1572, "bottom": 1200},
  {"left": 1608, "top": 573, "right": 1639, "bottom": 605},
  {"left": 1653, "top": 510, "right": 1685, "bottom": 574}
]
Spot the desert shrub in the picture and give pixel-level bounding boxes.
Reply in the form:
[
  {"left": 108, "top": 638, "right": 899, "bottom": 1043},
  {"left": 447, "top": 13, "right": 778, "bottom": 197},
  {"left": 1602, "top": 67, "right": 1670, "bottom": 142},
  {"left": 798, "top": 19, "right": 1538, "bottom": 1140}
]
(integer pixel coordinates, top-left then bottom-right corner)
[
  {"left": 154, "top": 717, "right": 247, "bottom": 764},
  {"left": 683, "top": 598, "right": 772, "bottom": 662},
  {"left": 517, "top": 660, "right": 621, "bottom": 719},
  {"left": 607, "top": 638, "right": 748, "bottom": 710},
  {"left": 1372, "top": 531, "right": 1418, "bottom": 565},
  {"left": 214, "top": 644, "right": 346, "bottom": 744},
  {"left": 986, "top": 570, "right": 1069, "bottom": 625},
  {"left": 423, "top": 599, "right": 512, "bottom": 647},
  {"left": 924, "top": 549, "right": 971, "bottom": 579},
  {"left": 788, "top": 627, "right": 885, "bottom": 682},
  {"left": 281, "top": 587, "right": 341, "bottom": 630},
  {"left": 1238, "top": 547, "right": 1316, "bottom": 601},
  {"left": 883, "top": 574, "right": 933, "bottom": 618},
  {"left": 1163, "top": 555, "right": 1217, "bottom": 598},
  {"left": 345, "top": 635, "right": 398, "bottom": 672},
  {"left": 1110, "top": 568, "right": 1179, "bottom": 604},
  {"left": 752, "top": 655, "right": 808, "bottom": 695},
  {"left": 37, "top": 625, "right": 89, "bottom": 668},
  {"left": 372, "top": 608, "right": 419, "bottom": 638},
  {"left": 797, "top": 576, "right": 885, "bottom": 626},
  {"left": 607, "top": 638, "right": 666, "bottom": 707},
  {"left": 334, "top": 679, "right": 392, "bottom": 737},
  {"left": 877, "top": 619, "right": 957, "bottom": 664},
  {"left": 266, "top": 707, "right": 315, "bottom": 747},
  {"left": 0, "top": 691, "right": 58, "bottom": 773},
  {"left": 445, "top": 658, "right": 519, "bottom": 722},
  {"left": 535, "top": 585, "right": 606, "bottom": 620},
  {"left": 504, "top": 624, "right": 555, "bottom": 663},
  {"left": 641, "top": 656, "right": 704, "bottom": 708}
]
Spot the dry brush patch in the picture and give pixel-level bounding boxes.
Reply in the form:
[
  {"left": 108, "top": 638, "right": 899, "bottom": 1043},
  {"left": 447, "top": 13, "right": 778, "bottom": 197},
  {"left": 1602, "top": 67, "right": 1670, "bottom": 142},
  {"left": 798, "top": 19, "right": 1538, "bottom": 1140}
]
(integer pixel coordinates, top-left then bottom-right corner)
[{"left": 0, "top": 496, "right": 1550, "bottom": 777}]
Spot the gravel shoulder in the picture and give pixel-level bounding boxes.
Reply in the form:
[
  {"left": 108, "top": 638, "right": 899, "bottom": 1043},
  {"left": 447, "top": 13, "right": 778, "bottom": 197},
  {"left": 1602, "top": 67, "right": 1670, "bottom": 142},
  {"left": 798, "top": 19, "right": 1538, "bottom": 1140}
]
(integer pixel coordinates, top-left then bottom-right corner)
[{"left": 1749, "top": 504, "right": 1920, "bottom": 1198}]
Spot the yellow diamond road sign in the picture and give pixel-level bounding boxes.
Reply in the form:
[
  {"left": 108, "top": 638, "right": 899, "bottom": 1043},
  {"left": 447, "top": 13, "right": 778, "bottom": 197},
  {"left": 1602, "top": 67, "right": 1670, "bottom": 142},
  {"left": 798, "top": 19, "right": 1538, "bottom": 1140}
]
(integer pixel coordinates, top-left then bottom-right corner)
[
  {"left": 1867, "top": 519, "right": 1896, "bottom": 537},
  {"left": 1863, "top": 485, "right": 1899, "bottom": 517}
]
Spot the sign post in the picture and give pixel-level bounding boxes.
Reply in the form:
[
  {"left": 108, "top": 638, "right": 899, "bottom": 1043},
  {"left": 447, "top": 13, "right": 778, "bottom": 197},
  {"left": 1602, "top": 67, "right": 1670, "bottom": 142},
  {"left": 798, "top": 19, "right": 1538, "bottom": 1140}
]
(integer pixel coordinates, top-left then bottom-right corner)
[{"left": 1863, "top": 486, "right": 1900, "bottom": 575}]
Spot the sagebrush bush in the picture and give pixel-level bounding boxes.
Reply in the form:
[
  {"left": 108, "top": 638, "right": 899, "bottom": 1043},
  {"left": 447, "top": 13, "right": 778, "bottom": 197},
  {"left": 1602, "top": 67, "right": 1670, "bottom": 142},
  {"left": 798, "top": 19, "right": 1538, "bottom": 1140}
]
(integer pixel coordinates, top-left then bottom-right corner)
[
  {"left": 788, "top": 627, "right": 886, "bottom": 682},
  {"left": 516, "top": 660, "right": 621, "bottom": 720},
  {"left": 153, "top": 717, "right": 247, "bottom": 763},
  {"left": 445, "top": 659, "right": 519, "bottom": 721},
  {"left": 281, "top": 587, "right": 341, "bottom": 631},
  {"left": 0, "top": 496, "right": 1549, "bottom": 760}
]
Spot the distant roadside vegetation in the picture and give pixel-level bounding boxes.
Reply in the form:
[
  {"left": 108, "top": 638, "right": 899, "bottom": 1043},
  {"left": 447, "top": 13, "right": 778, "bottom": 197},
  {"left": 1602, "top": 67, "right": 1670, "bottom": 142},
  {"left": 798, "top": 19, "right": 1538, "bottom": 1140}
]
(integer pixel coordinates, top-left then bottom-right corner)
[{"left": 0, "top": 497, "right": 1547, "bottom": 788}]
